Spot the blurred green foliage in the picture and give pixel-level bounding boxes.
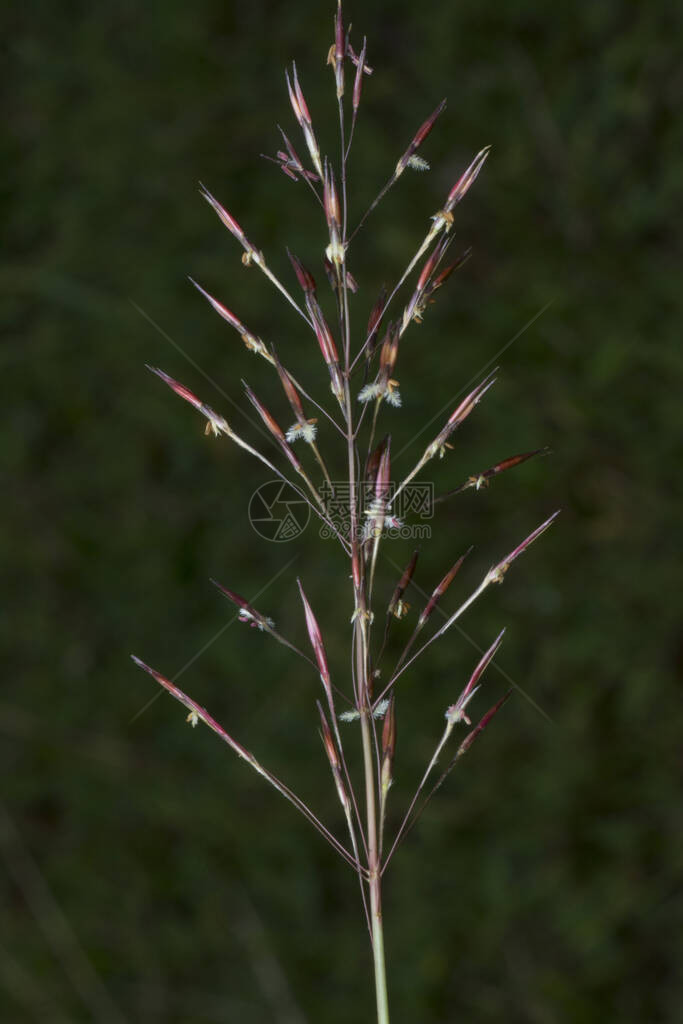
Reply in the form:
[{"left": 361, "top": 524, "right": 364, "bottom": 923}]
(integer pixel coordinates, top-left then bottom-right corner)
[{"left": 4, "top": 0, "right": 682, "bottom": 1021}]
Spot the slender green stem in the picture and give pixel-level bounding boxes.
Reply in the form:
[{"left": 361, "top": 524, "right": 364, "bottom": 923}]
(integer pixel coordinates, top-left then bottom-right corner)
[
  {"left": 339, "top": 71, "right": 391, "bottom": 1020},
  {"left": 370, "top": 874, "right": 390, "bottom": 1024},
  {"left": 360, "top": 688, "right": 390, "bottom": 1023}
]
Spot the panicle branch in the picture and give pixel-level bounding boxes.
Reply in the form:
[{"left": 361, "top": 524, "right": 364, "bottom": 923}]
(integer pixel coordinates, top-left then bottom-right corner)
[
  {"left": 199, "top": 183, "right": 313, "bottom": 327},
  {"left": 130, "top": 656, "right": 358, "bottom": 868}
]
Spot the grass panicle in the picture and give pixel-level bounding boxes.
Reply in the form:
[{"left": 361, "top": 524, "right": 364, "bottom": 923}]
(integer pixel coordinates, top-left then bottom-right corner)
[{"left": 132, "top": 4, "right": 558, "bottom": 1019}]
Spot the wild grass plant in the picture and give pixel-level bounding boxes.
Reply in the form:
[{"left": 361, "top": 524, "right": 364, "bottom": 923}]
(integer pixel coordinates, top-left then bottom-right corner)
[{"left": 132, "top": 3, "right": 558, "bottom": 1019}]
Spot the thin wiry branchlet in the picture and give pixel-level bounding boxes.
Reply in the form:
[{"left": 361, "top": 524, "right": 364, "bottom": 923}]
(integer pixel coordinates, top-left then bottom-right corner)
[
  {"left": 267, "top": 127, "right": 320, "bottom": 183},
  {"left": 131, "top": 656, "right": 357, "bottom": 867},
  {"left": 347, "top": 40, "right": 373, "bottom": 76}
]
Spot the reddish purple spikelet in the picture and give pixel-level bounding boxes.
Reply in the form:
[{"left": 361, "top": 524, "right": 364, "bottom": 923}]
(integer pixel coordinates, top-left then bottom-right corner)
[
  {"left": 365, "top": 284, "right": 388, "bottom": 358},
  {"left": 424, "top": 247, "right": 472, "bottom": 300},
  {"left": 445, "top": 146, "right": 491, "bottom": 212},
  {"left": 210, "top": 579, "right": 275, "bottom": 631},
  {"left": 288, "top": 250, "right": 317, "bottom": 295},
  {"left": 323, "top": 162, "right": 344, "bottom": 265},
  {"left": 437, "top": 447, "right": 551, "bottom": 501},
  {"left": 457, "top": 691, "right": 511, "bottom": 758},
  {"left": 272, "top": 350, "right": 306, "bottom": 422},
  {"left": 403, "top": 237, "right": 452, "bottom": 326},
  {"left": 381, "top": 695, "right": 396, "bottom": 761},
  {"left": 243, "top": 384, "right": 286, "bottom": 444},
  {"left": 352, "top": 39, "right": 368, "bottom": 113},
  {"left": 380, "top": 695, "right": 396, "bottom": 792},
  {"left": 445, "top": 373, "right": 496, "bottom": 429},
  {"left": 395, "top": 98, "right": 447, "bottom": 177},
  {"left": 368, "top": 285, "right": 387, "bottom": 338},
  {"left": 146, "top": 366, "right": 229, "bottom": 437},
  {"left": 297, "top": 580, "right": 334, "bottom": 711},
  {"left": 428, "top": 372, "right": 497, "bottom": 456},
  {"left": 378, "top": 323, "right": 399, "bottom": 380},
  {"left": 199, "top": 183, "right": 246, "bottom": 241},
  {"left": 388, "top": 549, "right": 419, "bottom": 620},
  {"left": 147, "top": 365, "right": 202, "bottom": 411},
  {"left": 366, "top": 435, "right": 388, "bottom": 491},
  {"left": 330, "top": 1, "right": 345, "bottom": 98},
  {"left": 416, "top": 237, "right": 449, "bottom": 294},
  {"left": 317, "top": 701, "right": 350, "bottom": 812},
  {"left": 286, "top": 63, "right": 323, "bottom": 178},
  {"left": 304, "top": 292, "right": 344, "bottom": 402},
  {"left": 375, "top": 435, "right": 392, "bottom": 507},
  {"left": 418, "top": 549, "right": 471, "bottom": 629},
  {"left": 487, "top": 511, "right": 561, "bottom": 584},
  {"left": 188, "top": 278, "right": 244, "bottom": 333},
  {"left": 446, "top": 629, "right": 505, "bottom": 725},
  {"left": 318, "top": 701, "right": 340, "bottom": 769},
  {"left": 189, "top": 278, "right": 270, "bottom": 359},
  {"left": 308, "top": 296, "right": 339, "bottom": 362},
  {"left": 243, "top": 383, "right": 302, "bottom": 472},
  {"left": 130, "top": 656, "right": 252, "bottom": 761}
]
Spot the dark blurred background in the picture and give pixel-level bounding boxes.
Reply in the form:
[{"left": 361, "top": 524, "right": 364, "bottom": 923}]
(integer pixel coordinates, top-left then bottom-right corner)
[{"left": 4, "top": 0, "right": 682, "bottom": 1021}]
